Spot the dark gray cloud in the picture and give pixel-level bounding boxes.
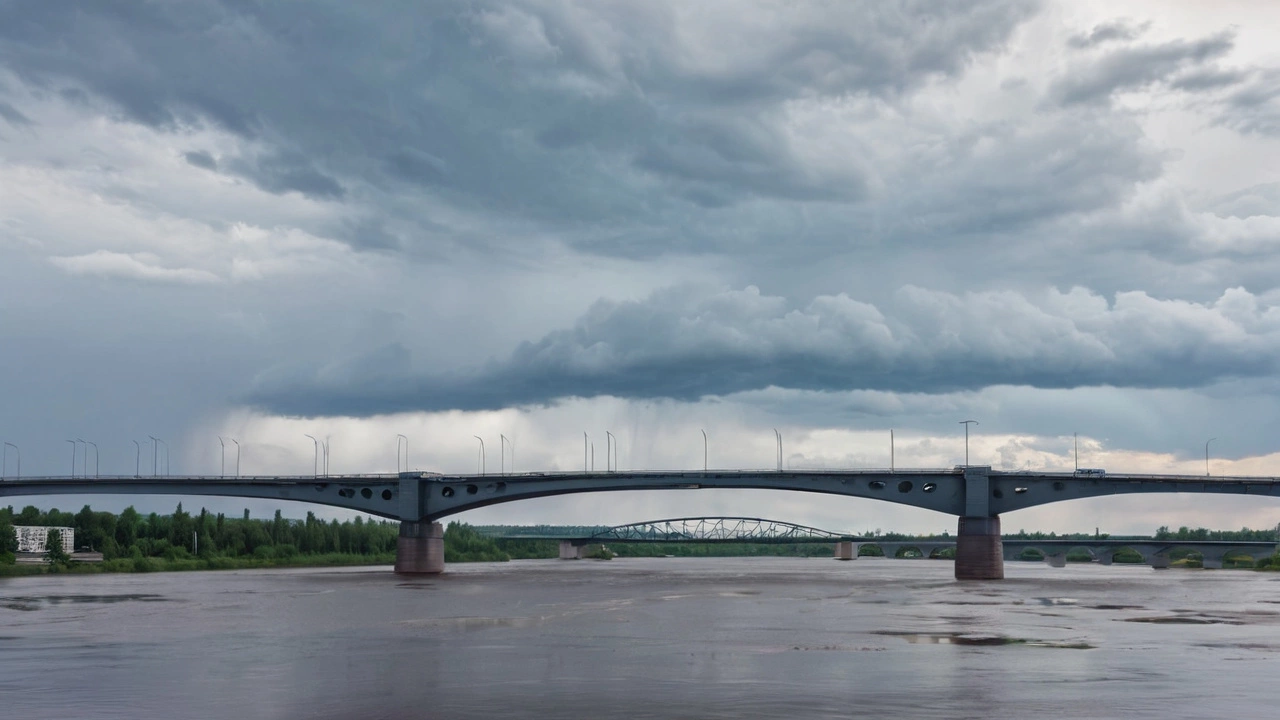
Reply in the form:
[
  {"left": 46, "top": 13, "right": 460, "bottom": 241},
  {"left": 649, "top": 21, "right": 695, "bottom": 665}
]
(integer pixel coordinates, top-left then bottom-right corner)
[
  {"left": 1067, "top": 19, "right": 1149, "bottom": 49},
  {"left": 0, "top": 0, "right": 1043, "bottom": 253},
  {"left": 249, "top": 284, "right": 1280, "bottom": 416},
  {"left": 0, "top": 98, "right": 31, "bottom": 126},
  {"left": 183, "top": 150, "right": 217, "bottom": 171},
  {"left": 1218, "top": 70, "right": 1280, "bottom": 135},
  {"left": 1053, "top": 32, "right": 1235, "bottom": 105}
]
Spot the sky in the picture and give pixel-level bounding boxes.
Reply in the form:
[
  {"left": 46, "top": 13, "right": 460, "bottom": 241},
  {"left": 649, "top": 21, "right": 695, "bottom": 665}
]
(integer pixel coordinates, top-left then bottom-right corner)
[{"left": 2, "top": 0, "right": 1280, "bottom": 536}]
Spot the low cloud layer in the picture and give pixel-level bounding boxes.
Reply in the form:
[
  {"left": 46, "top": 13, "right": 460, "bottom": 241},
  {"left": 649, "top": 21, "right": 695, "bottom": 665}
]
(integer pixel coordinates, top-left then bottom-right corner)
[{"left": 252, "top": 285, "right": 1280, "bottom": 415}]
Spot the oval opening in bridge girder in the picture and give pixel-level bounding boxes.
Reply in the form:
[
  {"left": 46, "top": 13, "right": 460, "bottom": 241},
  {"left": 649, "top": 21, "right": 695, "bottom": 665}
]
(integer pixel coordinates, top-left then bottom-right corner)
[
  {"left": 897, "top": 481, "right": 913, "bottom": 493},
  {"left": 361, "top": 488, "right": 373, "bottom": 499},
  {"left": 869, "top": 480, "right": 886, "bottom": 490},
  {"left": 442, "top": 486, "right": 455, "bottom": 497},
  {"left": 922, "top": 482, "right": 937, "bottom": 493},
  {"left": 992, "top": 488, "right": 1004, "bottom": 498},
  {"left": 338, "top": 488, "right": 355, "bottom": 498},
  {"left": 466, "top": 484, "right": 479, "bottom": 495},
  {"left": 381, "top": 489, "right": 393, "bottom": 501}
]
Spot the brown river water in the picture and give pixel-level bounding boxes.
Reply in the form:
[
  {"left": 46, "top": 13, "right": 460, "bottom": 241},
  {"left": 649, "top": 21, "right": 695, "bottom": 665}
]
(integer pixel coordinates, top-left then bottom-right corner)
[{"left": 2, "top": 557, "right": 1279, "bottom": 719}]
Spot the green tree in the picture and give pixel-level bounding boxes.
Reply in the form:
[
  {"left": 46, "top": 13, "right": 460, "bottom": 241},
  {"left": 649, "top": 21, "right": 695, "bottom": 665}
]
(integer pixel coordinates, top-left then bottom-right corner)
[{"left": 45, "top": 528, "right": 71, "bottom": 566}]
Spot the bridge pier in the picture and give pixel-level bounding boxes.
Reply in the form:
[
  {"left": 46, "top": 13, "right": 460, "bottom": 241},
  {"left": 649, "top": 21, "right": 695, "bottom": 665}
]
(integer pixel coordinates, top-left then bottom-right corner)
[
  {"left": 955, "top": 516, "right": 1003, "bottom": 580},
  {"left": 1044, "top": 552, "right": 1067, "bottom": 568},
  {"left": 834, "top": 541, "right": 855, "bottom": 560},
  {"left": 1148, "top": 553, "right": 1170, "bottom": 569},
  {"left": 559, "top": 540, "right": 581, "bottom": 560},
  {"left": 395, "top": 521, "right": 445, "bottom": 574}
]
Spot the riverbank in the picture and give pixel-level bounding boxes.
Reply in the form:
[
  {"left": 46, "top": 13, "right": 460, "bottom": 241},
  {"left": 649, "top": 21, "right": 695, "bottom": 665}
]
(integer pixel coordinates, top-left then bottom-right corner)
[{"left": 0, "top": 551, "right": 395, "bottom": 577}]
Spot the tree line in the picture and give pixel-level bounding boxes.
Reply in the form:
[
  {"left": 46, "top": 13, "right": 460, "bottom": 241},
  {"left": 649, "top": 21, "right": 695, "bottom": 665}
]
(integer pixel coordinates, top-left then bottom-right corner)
[{"left": 0, "top": 503, "right": 400, "bottom": 572}]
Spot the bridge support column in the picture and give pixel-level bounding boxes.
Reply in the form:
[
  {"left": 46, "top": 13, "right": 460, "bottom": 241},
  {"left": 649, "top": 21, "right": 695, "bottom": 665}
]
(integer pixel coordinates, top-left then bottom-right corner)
[
  {"left": 395, "top": 521, "right": 444, "bottom": 574},
  {"left": 1096, "top": 552, "right": 1113, "bottom": 566},
  {"left": 1201, "top": 554, "right": 1225, "bottom": 569},
  {"left": 1149, "top": 553, "right": 1170, "bottom": 569},
  {"left": 834, "top": 541, "right": 855, "bottom": 560},
  {"left": 1044, "top": 553, "right": 1067, "bottom": 568},
  {"left": 955, "top": 516, "right": 1003, "bottom": 580},
  {"left": 559, "top": 541, "right": 581, "bottom": 560}
]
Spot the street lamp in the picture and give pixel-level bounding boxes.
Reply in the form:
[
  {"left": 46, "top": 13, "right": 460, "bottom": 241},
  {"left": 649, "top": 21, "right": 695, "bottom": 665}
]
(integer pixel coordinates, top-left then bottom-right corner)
[
  {"left": 155, "top": 438, "right": 169, "bottom": 476},
  {"left": 2, "top": 442, "right": 18, "bottom": 479},
  {"left": 230, "top": 438, "right": 241, "bottom": 477},
  {"left": 66, "top": 439, "right": 77, "bottom": 476},
  {"left": 605, "top": 431, "right": 615, "bottom": 472},
  {"left": 583, "top": 432, "right": 588, "bottom": 472},
  {"left": 218, "top": 437, "right": 227, "bottom": 478},
  {"left": 133, "top": 440, "right": 142, "bottom": 477},
  {"left": 773, "top": 429, "right": 782, "bottom": 471},
  {"left": 701, "top": 429, "right": 707, "bottom": 472},
  {"left": 148, "top": 436, "right": 160, "bottom": 477},
  {"left": 500, "top": 434, "right": 508, "bottom": 475},
  {"left": 890, "top": 429, "right": 895, "bottom": 473},
  {"left": 304, "top": 434, "right": 319, "bottom": 477},
  {"left": 959, "top": 420, "right": 979, "bottom": 466},
  {"left": 473, "top": 436, "right": 485, "bottom": 475},
  {"left": 85, "top": 441, "right": 98, "bottom": 478},
  {"left": 323, "top": 437, "right": 330, "bottom": 477},
  {"left": 76, "top": 439, "right": 87, "bottom": 478},
  {"left": 396, "top": 434, "right": 408, "bottom": 473},
  {"left": 1074, "top": 432, "right": 1078, "bottom": 472},
  {"left": 1206, "top": 438, "right": 1216, "bottom": 477}
]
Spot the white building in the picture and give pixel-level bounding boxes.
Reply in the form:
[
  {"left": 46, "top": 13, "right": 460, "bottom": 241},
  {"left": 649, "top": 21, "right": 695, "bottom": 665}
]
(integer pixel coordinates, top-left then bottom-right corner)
[{"left": 14, "top": 526, "right": 75, "bottom": 554}]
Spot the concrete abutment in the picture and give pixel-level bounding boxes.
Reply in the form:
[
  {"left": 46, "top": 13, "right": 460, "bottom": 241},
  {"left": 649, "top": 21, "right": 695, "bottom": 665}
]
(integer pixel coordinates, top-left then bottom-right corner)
[
  {"left": 955, "top": 515, "right": 1004, "bottom": 580},
  {"left": 395, "top": 521, "right": 445, "bottom": 574}
]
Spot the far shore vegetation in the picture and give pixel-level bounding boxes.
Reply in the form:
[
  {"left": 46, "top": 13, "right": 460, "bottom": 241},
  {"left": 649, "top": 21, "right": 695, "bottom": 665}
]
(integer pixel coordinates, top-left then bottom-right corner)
[{"left": 2, "top": 505, "right": 1279, "bottom": 575}]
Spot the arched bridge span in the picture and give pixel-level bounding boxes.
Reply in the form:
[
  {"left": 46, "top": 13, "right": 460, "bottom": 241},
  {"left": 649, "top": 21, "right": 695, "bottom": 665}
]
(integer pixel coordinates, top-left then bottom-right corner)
[
  {"left": 585, "top": 516, "right": 856, "bottom": 544},
  {"left": 6, "top": 466, "right": 1280, "bottom": 579}
]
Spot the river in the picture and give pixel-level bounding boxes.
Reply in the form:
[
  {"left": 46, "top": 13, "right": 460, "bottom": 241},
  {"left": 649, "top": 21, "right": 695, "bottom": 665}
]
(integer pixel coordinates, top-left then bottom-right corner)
[{"left": 1, "top": 557, "right": 1277, "bottom": 719}]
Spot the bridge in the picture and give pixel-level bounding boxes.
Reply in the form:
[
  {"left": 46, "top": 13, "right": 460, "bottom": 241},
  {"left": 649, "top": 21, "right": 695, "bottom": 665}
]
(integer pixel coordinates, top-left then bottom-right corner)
[
  {"left": 513, "top": 516, "right": 1277, "bottom": 567},
  {"left": 4, "top": 465, "right": 1280, "bottom": 579}
]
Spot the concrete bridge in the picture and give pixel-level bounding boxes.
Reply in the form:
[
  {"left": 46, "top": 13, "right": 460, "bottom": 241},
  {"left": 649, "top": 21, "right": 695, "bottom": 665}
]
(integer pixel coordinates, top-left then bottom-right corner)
[{"left": 4, "top": 465, "right": 1280, "bottom": 579}]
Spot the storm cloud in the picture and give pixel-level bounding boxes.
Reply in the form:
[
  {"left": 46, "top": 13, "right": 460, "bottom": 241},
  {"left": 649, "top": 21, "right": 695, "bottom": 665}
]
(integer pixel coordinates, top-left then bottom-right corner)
[
  {"left": 251, "top": 285, "right": 1280, "bottom": 415},
  {"left": 4, "top": 1, "right": 1280, "bottom": 532}
]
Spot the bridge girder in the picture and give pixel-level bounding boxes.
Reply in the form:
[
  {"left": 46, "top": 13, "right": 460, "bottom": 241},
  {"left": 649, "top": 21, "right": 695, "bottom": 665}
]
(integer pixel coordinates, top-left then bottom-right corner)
[{"left": 4, "top": 468, "right": 1280, "bottom": 524}]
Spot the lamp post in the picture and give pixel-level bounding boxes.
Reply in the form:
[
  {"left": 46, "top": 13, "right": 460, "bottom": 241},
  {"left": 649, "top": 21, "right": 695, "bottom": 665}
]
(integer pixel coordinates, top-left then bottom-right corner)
[
  {"left": 133, "top": 440, "right": 141, "bottom": 477},
  {"left": 890, "top": 429, "right": 895, "bottom": 473},
  {"left": 500, "top": 434, "right": 508, "bottom": 475},
  {"left": 473, "top": 436, "right": 485, "bottom": 475},
  {"left": 322, "top": 438, "right": 330, "bottom": 477},
  {"left": 66, "top": 439, "right": 77, "bottom": 476},
  {"left": 2, "top": 442, "right": 18, "bottom": 479},
  {"left": 1074, "top": 432, "right": 1078, "bottom": 472},
  {"left": 86, "top": 441, "right": 98, "bottom": 478},
  {"left": 583, "top": 432, "right": 588, "bottom": 472},
  {"left": 155, "top": 438, "right": 169, "bottom": 476},
  {"left": 773, "top": 429, "right": 782, "bottom": 471},
  {"left": 396, "top": 434, "right": 408, "bottom": 473},
  {"left": 1205, "top": 438, "right": 1216, "bottom": 477},
  {"left": 231, "top": 438, "right": 240, "bottom": 477},
  {"left": 76, "top": 439, "right": 87, "bottom": 478},
  {"left": 304, "top": 434, "right": 319, "bottom": 477},
  {"left": 701, "top": 429, "right": 707, "bottom": 472},
  {"left": 605, "top": 431, "right": 615, "bottom": 472},
  {"left": 148, "top": 436, "right": 160, "bottom": 477},
  {"left": 959, "top": 420, "right": 979, "bottom": 466},
  {"left": 218, "top": 437, "right": 226, "bottom": 478}
]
